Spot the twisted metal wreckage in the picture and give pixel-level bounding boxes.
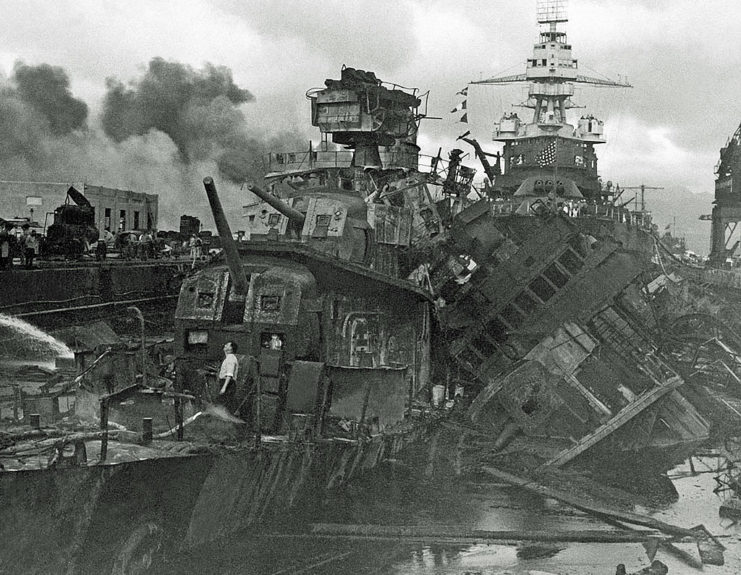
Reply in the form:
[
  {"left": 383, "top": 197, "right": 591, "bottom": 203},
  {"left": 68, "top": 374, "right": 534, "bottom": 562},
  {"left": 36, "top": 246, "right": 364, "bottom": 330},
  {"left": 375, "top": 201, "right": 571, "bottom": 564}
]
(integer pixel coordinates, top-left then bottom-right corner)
[{"left": 2, "top": 4, "right": 741, "bottom": 572}]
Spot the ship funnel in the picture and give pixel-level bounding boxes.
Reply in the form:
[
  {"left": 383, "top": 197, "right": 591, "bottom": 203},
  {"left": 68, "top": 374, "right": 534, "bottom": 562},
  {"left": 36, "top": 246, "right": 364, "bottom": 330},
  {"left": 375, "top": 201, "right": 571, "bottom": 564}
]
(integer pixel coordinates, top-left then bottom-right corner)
[
  {"left": 203, "top": 177, "right": 249, "bottom": 295},
  {"left": 247, "top": 183, "right": 306, "bottom": 224}
]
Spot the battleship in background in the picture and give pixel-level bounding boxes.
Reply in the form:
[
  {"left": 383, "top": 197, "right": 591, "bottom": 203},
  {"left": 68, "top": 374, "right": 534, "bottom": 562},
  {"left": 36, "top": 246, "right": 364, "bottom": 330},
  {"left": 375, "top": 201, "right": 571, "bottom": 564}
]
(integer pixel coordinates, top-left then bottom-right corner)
[
  {"left": 471, "top": 0, "right": 631, "bottom": 201},
  {"left": 423, "top": 0, "right": 732, "bottom": 483}
]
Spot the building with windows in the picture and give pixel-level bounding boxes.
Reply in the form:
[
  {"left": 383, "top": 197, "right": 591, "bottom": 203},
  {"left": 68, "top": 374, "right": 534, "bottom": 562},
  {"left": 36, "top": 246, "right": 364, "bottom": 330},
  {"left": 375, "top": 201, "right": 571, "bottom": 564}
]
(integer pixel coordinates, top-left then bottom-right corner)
[
  {"left": 82, "top": 184, "right": 158, "bottom": 233},
  {"left": 0, "top": 180, "right": 158, "bottom": 233}
]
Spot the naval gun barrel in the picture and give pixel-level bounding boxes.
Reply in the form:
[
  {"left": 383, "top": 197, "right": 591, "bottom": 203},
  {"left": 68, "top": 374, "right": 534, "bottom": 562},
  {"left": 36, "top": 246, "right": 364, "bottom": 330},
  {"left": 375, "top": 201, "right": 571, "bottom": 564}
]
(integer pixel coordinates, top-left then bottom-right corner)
[
  {"left": 247, "top": 182, "right": 306, "bottom": 225},
  {"left": 203, "top": 177, "right": 249, "bottom": 295}
]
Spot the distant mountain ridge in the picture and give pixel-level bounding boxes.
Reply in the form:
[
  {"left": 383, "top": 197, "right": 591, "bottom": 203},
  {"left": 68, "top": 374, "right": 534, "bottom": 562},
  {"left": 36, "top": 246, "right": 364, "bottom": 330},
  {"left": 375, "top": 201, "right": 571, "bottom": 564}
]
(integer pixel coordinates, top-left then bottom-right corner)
[{"left": 641, "top": 187, "right": 713, "bottom": 255}]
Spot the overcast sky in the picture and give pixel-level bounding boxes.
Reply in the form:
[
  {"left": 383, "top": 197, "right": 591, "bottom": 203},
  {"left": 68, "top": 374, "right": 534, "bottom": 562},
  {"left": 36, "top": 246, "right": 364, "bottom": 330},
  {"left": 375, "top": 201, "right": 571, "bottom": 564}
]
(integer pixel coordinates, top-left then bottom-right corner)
[{"left": 0, "top": 0, "right": 737, "bottom": 224}]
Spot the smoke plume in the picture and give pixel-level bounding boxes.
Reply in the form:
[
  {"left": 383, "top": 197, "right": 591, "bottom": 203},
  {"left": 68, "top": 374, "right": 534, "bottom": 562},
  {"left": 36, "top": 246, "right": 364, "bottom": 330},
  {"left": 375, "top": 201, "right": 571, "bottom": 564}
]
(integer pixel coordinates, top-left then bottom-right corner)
[
  {"left": 13, "top": 62, "right": 88, "bottom": 135},
  {"left": 0, "top": 62, "right": 88, "bottom": 169},
  {"left": 0, "top": 58, "right": 306, "bottom": 229},
  {"left": 102, "top": 58, "right": 274, "bottom": 183}
]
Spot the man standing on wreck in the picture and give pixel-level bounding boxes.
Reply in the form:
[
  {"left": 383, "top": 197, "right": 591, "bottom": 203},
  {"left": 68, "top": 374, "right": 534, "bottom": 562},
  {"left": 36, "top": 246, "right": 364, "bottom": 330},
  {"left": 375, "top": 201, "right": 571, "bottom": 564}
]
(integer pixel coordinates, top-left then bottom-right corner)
[{"left": 218, "top": 341, "right": 239, "bottom": 412}]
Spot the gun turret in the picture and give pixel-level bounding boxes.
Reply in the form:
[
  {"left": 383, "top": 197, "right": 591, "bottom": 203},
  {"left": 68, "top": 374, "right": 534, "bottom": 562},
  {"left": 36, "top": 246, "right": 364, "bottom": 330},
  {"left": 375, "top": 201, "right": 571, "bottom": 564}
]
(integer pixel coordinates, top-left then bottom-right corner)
[
  {"left": 203, "top": 177, "right": 249, "bottom": 295},
  {"left": 247, "top": 183, "right": 306, "bottom": 225}
]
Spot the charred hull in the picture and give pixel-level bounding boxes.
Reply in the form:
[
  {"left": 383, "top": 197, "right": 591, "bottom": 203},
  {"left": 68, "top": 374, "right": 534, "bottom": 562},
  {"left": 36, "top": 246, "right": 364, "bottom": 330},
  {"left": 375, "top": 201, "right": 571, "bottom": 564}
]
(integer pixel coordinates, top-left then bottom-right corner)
[
  {"left": 0, "top": 424, "right": 430, "bottom": 572},
  {"left": 431, "top": 208, "right": 712, "bottom": 473}
]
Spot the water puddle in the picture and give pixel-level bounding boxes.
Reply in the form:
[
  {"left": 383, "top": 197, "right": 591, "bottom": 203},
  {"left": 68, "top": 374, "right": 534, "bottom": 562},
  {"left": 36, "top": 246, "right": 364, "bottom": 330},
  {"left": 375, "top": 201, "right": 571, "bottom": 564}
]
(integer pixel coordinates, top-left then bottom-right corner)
[{"left": 162, "top": 459, "right": 740, "bottom": 574}]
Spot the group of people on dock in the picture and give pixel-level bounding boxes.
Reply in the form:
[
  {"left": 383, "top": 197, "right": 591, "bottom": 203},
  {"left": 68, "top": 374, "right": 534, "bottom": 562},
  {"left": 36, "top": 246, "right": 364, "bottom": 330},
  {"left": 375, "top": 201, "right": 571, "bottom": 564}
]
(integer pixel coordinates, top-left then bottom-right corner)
[
  {"left": 0, "top": 223, "right": 209, "bottom": 269},
  {"left": 116, "top": 229, "right": 158, "bottom": 261},
  {"left": 0, "top": 223, "right": 40, "bottom": 270}
]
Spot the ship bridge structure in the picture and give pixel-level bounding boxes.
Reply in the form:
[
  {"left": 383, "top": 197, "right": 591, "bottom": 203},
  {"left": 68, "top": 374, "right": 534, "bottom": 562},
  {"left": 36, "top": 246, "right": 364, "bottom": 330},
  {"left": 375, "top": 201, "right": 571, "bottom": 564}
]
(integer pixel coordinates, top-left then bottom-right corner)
[{"left": 471, "top": 0, "right": 630, "bottom": 201}]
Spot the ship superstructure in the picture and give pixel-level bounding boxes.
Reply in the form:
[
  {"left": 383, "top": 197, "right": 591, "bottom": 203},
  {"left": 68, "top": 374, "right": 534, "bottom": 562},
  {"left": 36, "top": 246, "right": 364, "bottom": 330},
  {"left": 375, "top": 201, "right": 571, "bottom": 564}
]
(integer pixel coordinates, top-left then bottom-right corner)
[
  {"left": 417, "top": 0, "right": 720, "bottom": 483},
  {"left": 472, "top": 0, "right": 630, "bottom": 200},
  {"left": 709, "top": 122, "right": 741, "bottom": 265}
]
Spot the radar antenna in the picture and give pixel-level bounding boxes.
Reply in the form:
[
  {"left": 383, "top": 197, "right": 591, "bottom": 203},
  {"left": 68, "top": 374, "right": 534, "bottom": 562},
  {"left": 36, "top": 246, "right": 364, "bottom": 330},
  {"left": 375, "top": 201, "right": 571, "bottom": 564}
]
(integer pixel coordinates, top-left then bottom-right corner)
[{"left": 537, "top": 0, "right": 568, "bottom": 29}]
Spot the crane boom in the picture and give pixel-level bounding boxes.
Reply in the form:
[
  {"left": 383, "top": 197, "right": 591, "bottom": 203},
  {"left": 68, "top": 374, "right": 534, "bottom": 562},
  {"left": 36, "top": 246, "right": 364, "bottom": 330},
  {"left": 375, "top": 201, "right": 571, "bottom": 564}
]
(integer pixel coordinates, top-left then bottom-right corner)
[{"left": 618, "top": 184, "right": 664, "bottom": 212}]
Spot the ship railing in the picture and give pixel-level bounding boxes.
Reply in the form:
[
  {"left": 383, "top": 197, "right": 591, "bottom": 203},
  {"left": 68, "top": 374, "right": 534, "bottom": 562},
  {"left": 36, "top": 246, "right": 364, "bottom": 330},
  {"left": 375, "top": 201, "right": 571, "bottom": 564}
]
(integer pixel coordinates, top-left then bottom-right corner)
[
  {"left": 378, "top": 80, "right": 419, "bottom": 97},
  {"left": 475, "top": 199, "right": 655, "bottom": 229},
  {"left": 529, "top": 83, "right": 574, "bottom": 97},
  {"left": 265, "top": 150, "right": 354, "bottom": 173},
  {"left": 578, "top": 203, "right": 629, "bottom": 221},
  {"left": 265, "top": 150, "right": 462, "bottom": 178},
  {"left": 479, "top": 200, "right": 615, "bottom": 219},
  {"left": 576, "top": 203, "right": 653, "bottom": 229}
]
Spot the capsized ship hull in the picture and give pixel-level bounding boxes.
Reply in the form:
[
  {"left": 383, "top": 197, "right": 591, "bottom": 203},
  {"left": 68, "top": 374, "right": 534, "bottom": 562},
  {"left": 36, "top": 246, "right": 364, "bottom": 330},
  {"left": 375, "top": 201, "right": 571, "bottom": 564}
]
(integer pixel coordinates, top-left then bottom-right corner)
[{"left": 429, "top": 205, "right": 711, "bottom": 472}]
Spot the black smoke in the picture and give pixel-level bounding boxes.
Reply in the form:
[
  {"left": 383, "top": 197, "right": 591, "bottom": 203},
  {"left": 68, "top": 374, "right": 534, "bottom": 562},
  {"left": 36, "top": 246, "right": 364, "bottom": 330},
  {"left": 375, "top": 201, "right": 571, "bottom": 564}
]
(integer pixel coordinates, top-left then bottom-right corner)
[
  {"left": 0, "top": 62, "right": 88, "bottom": 167},
  {"left": 0, "top": 57, "right": 306, "bottom": 228},
  {"left": 102, "top": 58, "right": 274, "bottom": 182},
  {"left": 12, "top": 62, "right": 88, "bottom": 135}
]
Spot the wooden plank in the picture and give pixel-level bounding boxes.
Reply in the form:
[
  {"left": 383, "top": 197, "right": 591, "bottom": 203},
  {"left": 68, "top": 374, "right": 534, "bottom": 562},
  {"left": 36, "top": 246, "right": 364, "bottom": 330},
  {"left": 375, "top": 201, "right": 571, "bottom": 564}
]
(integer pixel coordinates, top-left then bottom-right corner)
[
  {"left": 565, "top": 373, "right": 612, "bottom": 417},
  {"left": 479, "top": 466, "right": 701, "bottom": 540},
  {"left": 476, "top": 468, "right": 725, "bottom": 569},
  {"left": 300, "top": 523, "right": 669, "bottom": 545},
  {"left": 545, "top": 375, "right": 685, "bottom": 467}
]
